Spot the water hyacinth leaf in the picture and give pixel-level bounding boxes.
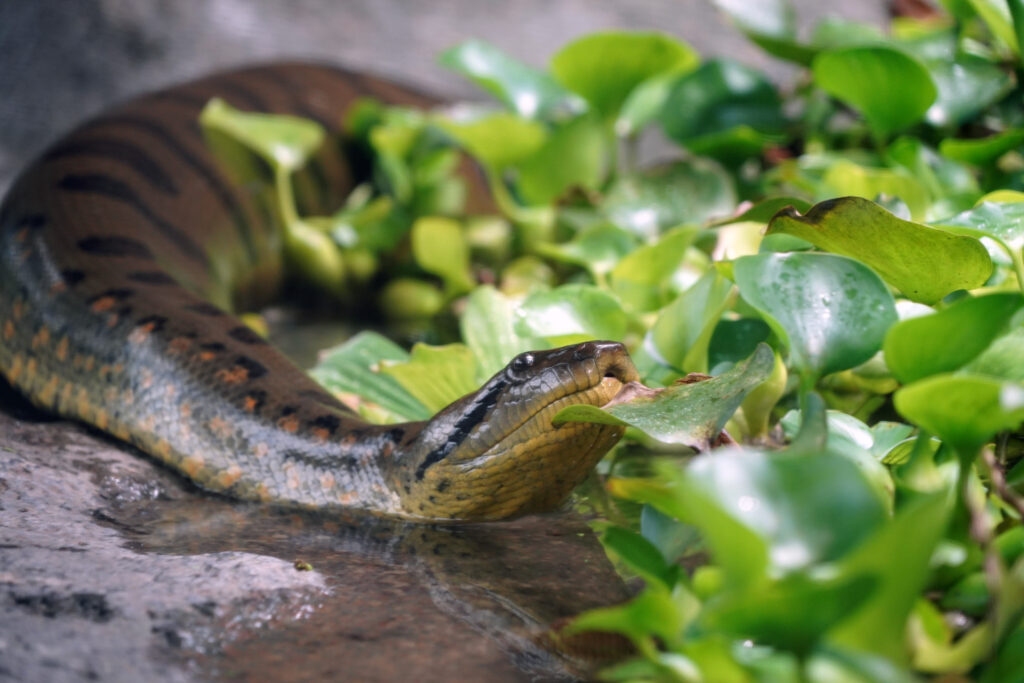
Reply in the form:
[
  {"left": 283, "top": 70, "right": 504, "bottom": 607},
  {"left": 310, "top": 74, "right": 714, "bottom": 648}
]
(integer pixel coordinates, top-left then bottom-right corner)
[
  {"left": 828, "top": 491, "right": 952, "bottom": 661},
  {"left": 610, "top": 226, "right": 700, "bottom": 312},
  {"left": 535, "top": 224, "right": 637, "bottom": 279},
  {"left": 894, "top": 374, "right": 1024, "bottom": 456},
  {"left": 380, "top": 343, "right": 480, "bottom": 414},
  {"left": 603, "top": 159, "right": 737, "bottom": 240},
  {"left": 649, "top": 270, "right": 734, "bottom": 373},
  {"left": 810, "top": 17, "right": 886, "bottom": 48},
  {"left": 660, "top": 59, "right": 786, "bottom": 159},
  {"left": 707, "top": 318, "right": 772, "bottom": 374},
  {"left": 566, "top": 585, "right": 691, "bottom": 647},
  {"left": 940, "top": 129, "right": 1024, "bottom": 165},
  {"left": 200, "top": 97, "right": 325, "bottom": 173},
  {"left": 550, "top": 31, "right": 699, "bottom": 119},
  {"left": 965, "top": 327, "right": 1024, "bottom": 382},
  {"left": 601, "top": 526, "right": 677, "bottom": 589},
  {"left": 438, "top": 40, "right": 583, "bottom": 120},
  {"left": 702, "top": 572, "right": 877, "bottom": 654},
  {"left": 436, "top": 110, "right": 547, "bottom": 169},
  {"left": 710, "top": 0, "right": 818, "bottom": 65},
  {"left": 767, "top": 197, "right": 992, "bottom": 304},
  {"left": 933, "top": 200, "right": 1024, "bottom": 251},
  {"left": 709, "top": 196, "right": 812, "bottom": 226},
  {"left": 969, "top": 0, "right": 1019, "bottom": 52},
  {"left": 516, "top": 284, "right": 628, "bottom": 346},
  {"left": 821, "top": 160, "right": 930, "bottom": 221},
  {"left": 616, "top": 71, "right": 682, "bottom": 137},
  {"left": 515, "top": 114, "right": 607, "bottom": 205},
  {"left": 411, "top": 217, "right": 475, "bottom": 295},
  {"left": 681, "top": 442, "right": 887, "bottom": 576},
  {"left": 925, "top": 55, "right": 1013, "bottom": 127},
  {"left": 460, "top": 286, "right": 544, "bottom": 380},
  {"left": 883, "top": 293, "right": 1024, "bottom": 384},
  {"left": 553, "top": 343, "right": 774, "bottom": 450},
  {"left": 812, "top": 46, "right": 936, "bottom": 138},
  {"left": 310, "top": 331, "right": 430, "bottom": 422},
  {"left": 734, "top": 252, "right": 898, "bottom": 380}
]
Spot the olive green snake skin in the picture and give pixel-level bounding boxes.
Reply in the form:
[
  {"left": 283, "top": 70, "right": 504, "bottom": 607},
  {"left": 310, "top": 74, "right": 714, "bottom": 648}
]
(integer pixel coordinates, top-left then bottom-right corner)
[{"left": 0, "top": 62, "right": 639, "bottom": 520}]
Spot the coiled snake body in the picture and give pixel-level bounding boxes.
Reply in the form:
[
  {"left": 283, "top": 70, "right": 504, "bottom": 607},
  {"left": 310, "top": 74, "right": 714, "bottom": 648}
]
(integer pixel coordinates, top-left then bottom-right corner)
[{"left": 0, "top": 63, "right": 638, "bottom": 520}]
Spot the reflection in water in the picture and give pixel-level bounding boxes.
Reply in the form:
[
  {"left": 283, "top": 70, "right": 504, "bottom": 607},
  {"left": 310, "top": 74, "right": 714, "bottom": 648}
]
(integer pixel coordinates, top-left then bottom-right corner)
[{"left": 102, "top": 497, "right": 633, "bottom": 681}]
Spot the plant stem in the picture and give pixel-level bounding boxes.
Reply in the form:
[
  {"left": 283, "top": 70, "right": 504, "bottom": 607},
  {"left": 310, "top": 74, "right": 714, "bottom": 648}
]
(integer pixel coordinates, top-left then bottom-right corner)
[{"left": 981, "top": 445, "right": 1024, "bottom": 520}]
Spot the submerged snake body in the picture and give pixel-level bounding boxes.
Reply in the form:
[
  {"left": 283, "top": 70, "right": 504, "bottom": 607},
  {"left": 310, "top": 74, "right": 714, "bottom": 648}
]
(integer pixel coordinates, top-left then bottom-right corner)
[{"left": 0, "top": 63, "right": 637, "bottom": 520}]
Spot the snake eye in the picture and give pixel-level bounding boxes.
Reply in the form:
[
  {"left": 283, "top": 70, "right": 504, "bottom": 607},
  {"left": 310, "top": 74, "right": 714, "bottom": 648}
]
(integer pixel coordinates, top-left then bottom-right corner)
[{"left": 511, "top": 353, "right": 535, "bottom": 373}]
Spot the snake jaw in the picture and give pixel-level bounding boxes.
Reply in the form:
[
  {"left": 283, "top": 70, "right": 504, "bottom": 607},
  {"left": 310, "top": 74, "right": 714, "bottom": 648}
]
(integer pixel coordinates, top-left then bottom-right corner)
[{"left": 397, "top": 341, "right": 639, "bottom": 521}]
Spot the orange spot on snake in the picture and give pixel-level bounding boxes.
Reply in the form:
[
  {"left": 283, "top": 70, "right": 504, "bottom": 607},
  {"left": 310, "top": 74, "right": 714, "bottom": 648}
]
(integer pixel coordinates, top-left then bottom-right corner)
[
  {"left": 25, "top": 358, "right": 37, "bottom": 378},
  {"left": 2, "top": 320, "right": 13, "bottom": 341},
  {"left": 84, "top": 356, "right": 95, "bottom": 372},
  {"left": 76, "top": 387, "right": 90, "bottom": 417},
  {"left": 337, "top": 491, "right": 357, "bottom": 504},
  {"left": 277, "top": 415, "right": 300, "bottom": 433},
  {"left": 319, "top": 473, "right": 336, "bottom": 491},
  {"left": 183, "top": 455, "right": 205, "bottom": 477},
  {"left": 95, "top": 409, "right": 109, "bottom": 430},
  {"left": 168, "top": 336, "right": 192, "bottom": 354},
  {"left": 253, "top": 442, "right": 269, "bottom": 458},
  {"left": 31, "top": 326, "right": 50, "bottom": 349},
  {"left": 8, "top": 355, "right": 24, "bottom": 383},
  {"left": 154, "top": 440, "right": 172, "bottom": 460},
  {"left": 198, "top": 350, "right": 217, "bottom": 361},
  {"left": 49, "top": 280, "right": 67, "bottom": 295},
  {"left": 242, "top": 395, "right": 258, "bottom": 413},
  {"left": 141, "top": 369, "right": 154, "bottom": 389},
  {"left": 165, "top": 384, "right": 177, "bottom": 398},
  {"left": 311, "top": 427, "right": 330, "bottom": 442},
  {"left": 55, "top": 336, "right": 69, "bottom": 362},
  {"left": 14, "top": 228, "right": 28, "bottom": 243},
  {"left": 61, "top": 381, "right": 74, "bottom": 405},
  {"left": 216, "top": 365, "right": 249, "bottom": 384},
  {"left": 207, "top": 417, "right": 232, "bottom": 439},
  {"left": 105, "top": 313, "right": 119, "bottom": 328},
  {"left": 129, "top": 320, "right": 158, "bottom": 344},
  {"left": 90, "top": 296, "right": 117, "bottom": 313},
  {"left": 12, "top": 299, "right": 25, "bottom": 321},
  {"left": 180, "top": 402, "right": 192, "bottom": 419},
  {"left": 217, "top": 466, "right": 243, "bottom": 488},
  {"left": 39, "top": 375, "right": 59, "bottom": 405}
]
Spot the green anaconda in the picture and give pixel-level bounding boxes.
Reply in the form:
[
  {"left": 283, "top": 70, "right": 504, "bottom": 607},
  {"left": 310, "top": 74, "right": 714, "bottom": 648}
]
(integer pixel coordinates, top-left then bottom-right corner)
[{"left": 0, "top": 62, "right": 639, "bottom": 520}]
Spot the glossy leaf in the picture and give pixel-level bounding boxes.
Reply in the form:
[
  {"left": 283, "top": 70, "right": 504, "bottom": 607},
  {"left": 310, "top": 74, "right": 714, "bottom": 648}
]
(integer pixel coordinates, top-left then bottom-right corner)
[
  {"left": 660, "top": 59, "right": 785, "bottom": 159},
  {"left": 411, "top": 217, "right": 475, "bottom": 295},
  {"left": 310, "top": 332, "right": 430, "bottom": 422},
  {"left": 553, "top": 343, "right": 774, "bottom": 450},
  {"left": 767, "top": 197, "right": 993, "bottom": 304},
  {"left": 648, "top": 270, "right": 734, "bottom": 373},
  {"left": 813, "top": 46, "right": 937, "bottom": 138},
  {"left": 821, "top": 160, "right": 930, "bottom": 221},
  {"left": 380, "top": 343, "right": 479, "bottom": 413},
  {"left": 460, "top": 286, "right": 544, "bottom": 380},
  {"left": 964, "top": 326, "right": 1024, "bottom": 381},
  {"left": 933, "top": 199, "right": 1024, "bottom": 251},
  {"left": 925, "top": 55, "right": 1013, "bottom": 127},
  {"left": 610, "top": 226, "right": 700, "bottom": 312},
  {"left": 601, "top": 526, "right": 677, "bottom": 589},
  {"left": 436, "top": 110, "right": 547, "bottom": 169},
  {"left": 439, "top": 40, "right": 582, "bottom": 120},
  {"left": 515, "top": 284, "right": 628, "bottom": 345},
  {"left": 515, "top": 114, "right": 607, "bottom": 205},
  {"left": 551, "top": 31, "right": 699, "bottom": 119},
  {"left": 734, "top": 251, "right": 898, "bottom": 380},
  {"left": 884, "top": 293, "right": 1024, "bottom": 384},
  {"left": 895, "top": 374, "right": 1024, "bottom": 455},
  {"left": 200, "top": 97, "right": 325, "bottom": 173},
  {"left": 940, "top": 129, "right": 1024, "bottom": 165},
  {"left": 602, "top": 160, "right": 737, "bottom": 239},
  {"left": 535, "top": 223, "right": 637, "bottom": 279}
]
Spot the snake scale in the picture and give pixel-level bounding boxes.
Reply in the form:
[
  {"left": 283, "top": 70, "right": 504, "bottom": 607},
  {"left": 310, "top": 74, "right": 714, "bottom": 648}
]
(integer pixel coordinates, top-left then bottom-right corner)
[{"left": 0, "top": 62, "right": 639, "bottom": 520}]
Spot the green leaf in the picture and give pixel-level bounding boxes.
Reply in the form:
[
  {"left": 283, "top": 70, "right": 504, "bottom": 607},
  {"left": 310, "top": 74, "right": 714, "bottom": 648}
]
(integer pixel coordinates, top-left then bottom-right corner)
[
  {"left": 515, "top": 284, "right": 628, "bottom": 345},
  {"left": 550, "top": 31, "right": 699, "bottom": 119},
  {"left": 883, "top": 293, "right": 1024, "bottom": 384},
  {"left": 924, "top": 54, "right": 1013, "bottom": 127},
  {"left": 894, "top": 373, "right": 1024, "bottom": 455},
  {"left": 709, "top": 196, "right": 812, "bottom": 226},
  {"left": 601, "top": 526, "right": 677, "bottom": 589},
  {"left": 380, "top": 343, "right": 480, "bottom": 414},
  {"left": 968, "top": 0, "right": 1019, "bottom": 52},
  {"left": 610, "top": 226, "right": 700, "bottom": 312},
  {"left": 310, "top": 331, "right": 430, "bottom": 422},
  {"left": 616, "top": 72, "right": 682, "bottom": 137},
  {"left": 515, "top": 114, "right": 607, "bottom": 205},
  {"left": 933, "top": 199, "right": 1024, "bottom": 251},
  {"left": 460, "top": 286, "right": 544, "bottom": 380},
  {"left": 660, "top": 59, "right": 786, "bottom": 160},
  {"left": 567, "top": 584, "right": 694, "bottom": 647},
  {"left": 821, "top": 160, "right": 930, "bottom": 221},
  {"left": 411, "top": 217, "right": 475, "bottom": 295},
  {"left": 767, "top": 197, "right": 993, "bottom": 304},
  {"left": 812, "top": 46, "right": 937, "bottom": 138},
  {"left": 554, "top": 344, "right": 775, "bottom": 450},
  {"left": 438, "top": 40, "right": 583, "bottom": 120},
  {"left": 602, "top": 160, "right": 737, "bottom": 239},
  {"left": 648, "top": 270, "right": 735, "bottom": 373},
  {"left": 734, "top": 251, "right": 898, "bottom": 380},
  {"left": 939, "top": 129, "right": 1024, "bottom": 165},
  {"left": 711, "top": 0, "right": 819, "bottom": 65},
  {"left": 964, "top": 326, "right": 1024, "bottom": 381},
  {"left": 436, "top": 110, "right": 547, "bottom": 169},
  {"left": 535, "top": 223, "right": 637, "bottom": 279},
  {"left": 200, "top": 97, "right": 325, "bottom": 173}
]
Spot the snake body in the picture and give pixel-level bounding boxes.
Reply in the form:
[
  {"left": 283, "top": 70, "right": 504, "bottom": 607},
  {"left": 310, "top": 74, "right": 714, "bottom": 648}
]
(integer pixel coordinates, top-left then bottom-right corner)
[{"left": 0, "top": 63, "right": 638, "bottom": 520}]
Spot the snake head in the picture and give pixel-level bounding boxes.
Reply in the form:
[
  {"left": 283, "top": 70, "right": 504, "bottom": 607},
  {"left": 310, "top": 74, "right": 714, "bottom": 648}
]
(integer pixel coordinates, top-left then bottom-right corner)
[{"left": 394, "top": 341, "right": 639, "bottom": 520}]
